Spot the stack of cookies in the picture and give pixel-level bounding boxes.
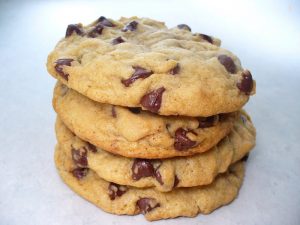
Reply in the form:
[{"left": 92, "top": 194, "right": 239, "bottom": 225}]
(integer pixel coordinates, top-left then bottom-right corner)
[{"left": 47, "top": 16, "right": 256, "bottom": 221}]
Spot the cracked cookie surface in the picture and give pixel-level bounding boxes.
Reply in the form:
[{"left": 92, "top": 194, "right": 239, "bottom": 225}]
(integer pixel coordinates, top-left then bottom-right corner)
[
  {"left": 55, "top": 111, "right": 255, "bottom": 192},
  {"left": 47, "top": 16, "right": 255, "bottom": 117},
  {"left": 53, "top": 82, "right": 238, "bottom": 158},
  {"left": 55, "top": 140, "right": 245, "bottom": 221}
]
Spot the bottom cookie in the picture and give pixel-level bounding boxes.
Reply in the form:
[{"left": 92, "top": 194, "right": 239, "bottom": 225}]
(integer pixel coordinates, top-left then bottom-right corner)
[{"left": 54, "top": 142, "right": 246, "bottom": 221}]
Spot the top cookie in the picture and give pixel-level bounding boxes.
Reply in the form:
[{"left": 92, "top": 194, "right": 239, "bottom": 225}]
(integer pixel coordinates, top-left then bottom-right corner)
[{"left": 47, "top": 16, "right": 255, "bottom": 116}]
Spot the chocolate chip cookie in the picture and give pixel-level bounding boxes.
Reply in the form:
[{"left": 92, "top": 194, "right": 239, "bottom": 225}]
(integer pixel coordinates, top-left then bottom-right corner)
[
  {"left": 55, "top": 110, "right": 255, "bottom": 192},
  {"left": 53, "top": 82, "right": 238, "bottom": 158},
  {"left": 55, "top": 141, "right": 245, "bottom": 221},
  {"left": 47, "top": 16, "right": 255, "bottom": 117}
]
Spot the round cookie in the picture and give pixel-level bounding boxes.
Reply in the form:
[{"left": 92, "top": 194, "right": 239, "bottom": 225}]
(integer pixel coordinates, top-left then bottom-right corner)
[
  {"left": 55, "top": 111, "right": 255, "bottom": 192},
  {"left": 47, "top": 16, "right": 255, "bottom": 117},
  {"left": 53, "top": 82, "right": 237, "bottom": 158},
  {"left": 55, "top": 142, "right": 245, "bottom": 221}
]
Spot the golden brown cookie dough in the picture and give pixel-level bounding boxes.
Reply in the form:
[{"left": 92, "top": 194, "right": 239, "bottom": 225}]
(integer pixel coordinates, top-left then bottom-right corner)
[
  {"left": 55, "top": 111, "right": 255, "bottom": 192},
  {"left": 47, "top": 16, "right": 255, "bottom": 117},
  {"left": 53, "top": 82, "right": 238, "bottom": 158},
  {"left": 55, "top": 141, "right": 245, "bottom": 221}
]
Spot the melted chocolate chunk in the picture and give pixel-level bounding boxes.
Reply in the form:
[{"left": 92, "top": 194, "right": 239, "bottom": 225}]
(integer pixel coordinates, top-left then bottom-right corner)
[
  {"left": 87, "top": 24, "right": 104, "bottom": 38},
  {"left": 71, "top": 147, "right": 88, "bottom": 168},
  {"left": 132, "top": 159, "right": 164, "bottom": 184},
  {"left": 140, "top": 87, "right": 165, "bottom": 113},
  {"left": 218, "top": 55, "right": 236, "bottom": 73},
  {"left": 200, "top": 33, "right": 213, "bottom": 44},
  {"left": 169, "top": 63, "right": 180, "bottom": 75},
  {"left": 111, "top": 106, "right": 117, "bottom": 118},
  {"left": 237, "top": 70, "right": 253, "bottom": 94},
  {"left": 198, "top": 115, "right": 217, "bottom": 128},
  {"left": 98, "top": 16, "right": 114, "bottom": 27},
  {"left": 122, "top": 21, "right": 138, "bottom": 32},
  {"left": 154, "top": 170, "right": 164, "bottom": 185},
  {"left": 108, "top": 182, "right": 128, "bottom": 200},
  {"left": 128, "top": 107, "right": 141, "bottom": 114},
  {"left": 137, "top": 198, "right": 160, "bottom": 214},
  {"left": 112, "top": 36, "right": 125, "bottom": 45},
  {"left": 177, "top": 24, "right": 191, "bottom": 31},
  {"left": 87, "top": 143, "right": 97, "bottom": 153},
  {"left": 122, "top": 66, "right": 153, "bottom": 87},
  {"left": 65, "top": 24, "right": 84, "bottom": 37},
  {"left": 173, "top": 175, "right": 180, "bottom": 187},
  {"left": 174, "top": 128, "right": 197, "bottom": 151},
  {"left": 55, "top": 59, "right": 74, "bottom": 81},
  {"left": 132, "top": 159, "right": 155, "bottom": 180},
  {"left": 72, "top": 168, "right": 88, "bottom": 179}
]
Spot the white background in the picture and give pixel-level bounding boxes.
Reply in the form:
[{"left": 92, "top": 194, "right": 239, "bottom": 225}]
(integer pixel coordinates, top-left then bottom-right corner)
[{"left": 0, "top": 0, "right": 300, "bottom": 224}]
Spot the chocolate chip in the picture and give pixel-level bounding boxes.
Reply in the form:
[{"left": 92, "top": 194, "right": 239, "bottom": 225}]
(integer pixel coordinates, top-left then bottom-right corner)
[
  {"left": 98, "top": 16, "right": 114, "bottom": 27},
  {"left": 132, "top": 159, "right": 164, "bottom": 185},
  {"left": 128, "top": 107, "right": 141, "bottom": 114},
  {"left": 237, "top": 70, "right": 253, "bottom": 94},
  {"left": 137, "top": 198, "right": 160, "bottom": 214},
  {"left": 111, "top": 106, "right": 117, "bottom": 118},
  {"left": 218, "top": 55, "right": 236, "bottom": 73},
  {"left": 72, "top": 168, "right": 88, "bottom": 179},
  {"left": 122, "top": 66, "right": 153, "bottom": 87},
  {"left": 122, "top": 21, "right": 138, "bottom": 32},
  {"left": 87, "top": 143, "right": 97, "bottom": 153},
  {"left": 200, "top": 33, "right": 213, "bottom": 44},
  {"left": 154, "top": 170, "right": 164, "bottom": 185},
  {"left": 174, "top": 128, "right": 197, "bottom": 151},
  {"left": 177, "top": 24, "right": 191, "bottom": 31},
  {"left": 65, "top": 24, "right": 84, "bottom": 38},
  {"left": 108, "top": 182, "right": 128, "bottom": 200},
  {"left": 198, "top": 115, "right": 217, "bottom": 128},
  {"left": 169, "top": 63, "right": 180, "bottom": 75},
  {"left": 132, "top": 159, "right": 155, "bottom": 180},
  {"left": 87, "top": 24, "right": 104, "bottom": 38},
  {"left": 173, "top": 175, "right": 180, "bottom": 187},
  {"left": 112, "top": 36, "right": 125, "bottom": 45},
  {"left": 241, "top": 154, "right": 249, "bottom": 162},
  {"left": 55, "top": 59, "right": 74, "bottom": 81},
  {"left": 71, "top": 147, "right": 88, "bottom": 168},
  {"left": 140, "top": 87, "right": 165, "bottom": 113}
]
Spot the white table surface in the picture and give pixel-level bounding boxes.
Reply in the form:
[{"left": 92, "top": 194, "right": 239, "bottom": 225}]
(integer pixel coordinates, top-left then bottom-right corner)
[{"left": 0, "top": 0, "right": 299, "bottom": 224}]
